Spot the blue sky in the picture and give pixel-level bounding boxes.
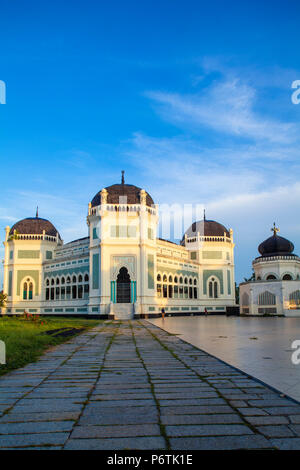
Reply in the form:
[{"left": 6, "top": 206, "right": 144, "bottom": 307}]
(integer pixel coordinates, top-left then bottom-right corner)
[{"left": 1, "top": 0, "right": 300, "bottom": 285}]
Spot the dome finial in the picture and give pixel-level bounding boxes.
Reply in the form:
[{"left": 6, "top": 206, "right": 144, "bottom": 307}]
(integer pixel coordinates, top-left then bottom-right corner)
[
  {"left": 121, "top": 170, "right": 125, "bottom": 185},
  {"left": 36, "top": 206, "right": 39, "bottom": 218},
  {"left": 271, "top": 222, "right": 280, "bottom": 236},
  {"left": 203, "top": 209, "right": 206, "bottom": 221}
]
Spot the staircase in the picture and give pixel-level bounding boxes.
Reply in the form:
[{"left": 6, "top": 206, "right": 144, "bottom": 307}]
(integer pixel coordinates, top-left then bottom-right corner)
[{"left": 111, "top": 303, "right": 134, "bottom": 320}]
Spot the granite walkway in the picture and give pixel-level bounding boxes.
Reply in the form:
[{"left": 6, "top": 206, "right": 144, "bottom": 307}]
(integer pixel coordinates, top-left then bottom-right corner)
[{"left": 1, "top": 321, "right": 300, "bottom": 450}]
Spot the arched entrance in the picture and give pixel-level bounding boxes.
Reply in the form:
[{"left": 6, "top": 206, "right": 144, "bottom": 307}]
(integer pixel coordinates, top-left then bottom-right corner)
[{"left": 116, "top": 267, "right": 131, "bottom": 303}]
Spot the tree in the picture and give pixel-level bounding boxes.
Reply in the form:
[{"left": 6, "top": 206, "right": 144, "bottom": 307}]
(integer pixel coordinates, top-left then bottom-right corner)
[
  {"left": 0, "top": 292, "right": 7, "bottom": 309},
  {"left": 235, "top": 282, "right": 239, "bottom": 304},
  {"left": 243, "top": 272, "right": 255, "bottom": 282}
]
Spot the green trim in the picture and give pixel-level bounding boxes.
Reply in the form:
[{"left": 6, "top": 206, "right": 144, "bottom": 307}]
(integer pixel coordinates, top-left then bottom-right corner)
[
  {"left": 29, "top": 309, "right": 37, "bottom": 312},
  {"left": 157, "top": 265, "right": 198, "bottom": 278},
  {"left": 66, "top": 308, "right": 75, "bottom": 312},
  {"left": 44, "top": 308, "right": 53, "bottom": 312},
  {"left": 46, "top": 251, "right": 53, "bottom": 260},
  {"left": 18, "top": 250, "right": 40, "bottom": 259},
  {"left": 203, "top": 270, "right": 224, "bottom": 295},
  {"left": 227, "top": 270, "right": 231, "bottom": 295},
  {"left": 93, "top": 227, "right": 99, "bottom": 239},
  {"left": 9, "top": 250, "right": 13, "bottom": 259},
  {"left": 44, "top": 266, "right": 89, "bottom": 279},
  {"left": 92, "top": 253, "right": 100, "bottom": 289},
  {"left": 92, "top": 307, "right": 99, "bottom": 312},
  {"left": 148, "top": 254, "right": 154, "bottom": 289},
  {"left": 110, "top": 225, "right": 137, "bottom": 238},
  {"left": 17, "top": 270, "right": 39, "bottom": 295},
  {"left": 77, "top": 308, "right": 88, "bottom": 312},
  {"left": 8, "top": 271, "right": 12, "bottom": 296},
  {"left": 202, "top": 251, "right": 222, "bottom": 259},
  {"left": 148, "top": 307, "right": 155, "bottom": 311}
]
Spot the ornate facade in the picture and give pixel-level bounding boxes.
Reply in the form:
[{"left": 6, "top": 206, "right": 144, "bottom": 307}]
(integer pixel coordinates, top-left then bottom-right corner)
[
  {"left": 239, "top": 224, "right": 300, "bottom": 317},
  {"left": 2, "top": 176, "right": 236, "bottom": 319}
]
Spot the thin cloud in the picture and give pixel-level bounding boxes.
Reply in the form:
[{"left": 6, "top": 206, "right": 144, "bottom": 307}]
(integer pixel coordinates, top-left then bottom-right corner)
[{"left": 146, "top": 77, "right": 297, "bottom": 144}]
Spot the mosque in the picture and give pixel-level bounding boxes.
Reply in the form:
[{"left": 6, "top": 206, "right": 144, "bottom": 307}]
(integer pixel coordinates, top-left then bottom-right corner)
[
  {"left": 2, "top": 173, "right": 237, "bottom": 319},
  {"left": 240, "top": 224, "right": 300, "bottom": 317}
]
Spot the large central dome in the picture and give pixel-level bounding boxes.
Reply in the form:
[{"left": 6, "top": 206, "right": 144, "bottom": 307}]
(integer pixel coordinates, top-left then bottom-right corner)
[{"left": 91, "top": 173, "right": 154, "bottom": 207}]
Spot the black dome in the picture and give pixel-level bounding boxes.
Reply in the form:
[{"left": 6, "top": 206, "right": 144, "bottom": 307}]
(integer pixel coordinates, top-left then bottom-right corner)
[
  {"left": 258, "top": 233, "right": 294, "bottom": 257},
  {"left": 9, "top": 217, "right": 61, "bottom": 239},
  {"left": 184, "top": 219, "right": 230, "bottom": 238},
  {"left": 91, "top": 183, "right": 154, "bottom": 207}
]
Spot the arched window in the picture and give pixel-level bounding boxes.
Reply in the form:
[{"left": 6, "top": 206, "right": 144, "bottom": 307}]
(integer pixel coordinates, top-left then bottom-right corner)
[
  {"left": 208, "top": 277, "right": 218, "bottom": 298},
  {"left": 174, "top": 276, "right": 178, "bottom": 284},
  {"left": 56, "top": 277, "right": 60, "bottom": 285},
  {"left": 282, "top": 274, "right": 293, "bottom": 280},
  {"left": 23, "top": 278, "right": 34, "bottom": 300},
  {"left": 258, "top": 291, "right": 276, "bottom": 305},
  {"left": 169, "top": 275, "right": 173, "bottom": 283},
  {"left": 163, "top": 274, "right": 167, "bottom": 282},
  {"left": 61, "top": 277, "right": 65, "bottom": 284},
  {"left": 179, "top": 277, "right": 183, "bottom": 284},
  {"left": 189, "top": 278, "right": 192, "bottom": 285},
  {"left": 78, "top": 274, "right": 83, "bottom": 283},
  {"left": 157, "top": 274, "right": 161, "bottom": 282},
  {"left": 289, "top": 290, "right": 300, "bottom": 308},
  {"left": 266, "top": 274, "right": 276, "bottom": 280},
  {"left": 194, "top": 278, "right": 197, "bottom": 285},
  {"left": 23, "top": 282, "right": 28, "bottom": 300},
  {"left": 84, "top": 274, "right": 89, "bottom": 282},
  {"left": 242, "top": 292, "right": 249, "bottom": 306},
  {"left": 184, "top": 277, "right": 188, "bottom": 285}
]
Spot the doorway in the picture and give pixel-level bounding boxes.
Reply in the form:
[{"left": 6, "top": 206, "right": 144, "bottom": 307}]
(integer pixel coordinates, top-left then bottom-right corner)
[{"left": 116, "top": 267, "right": 131, "bottom": 303}]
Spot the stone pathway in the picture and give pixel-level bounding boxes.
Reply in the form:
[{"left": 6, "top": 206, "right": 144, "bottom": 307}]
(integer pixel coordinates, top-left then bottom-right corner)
[{"left": 1, "top": 321, "right": 300, "bottom": 450}]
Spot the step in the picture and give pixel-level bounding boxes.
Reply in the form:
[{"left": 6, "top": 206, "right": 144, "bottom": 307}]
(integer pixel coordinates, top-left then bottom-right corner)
[{"left": 111, "top": 303, "right": 134, "bottom": 320}]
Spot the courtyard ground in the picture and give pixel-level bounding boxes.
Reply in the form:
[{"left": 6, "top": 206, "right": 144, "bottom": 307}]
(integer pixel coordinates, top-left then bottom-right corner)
[
  {"left": 150, "top": 316, "right": 300, "bottom": 402},
  {"left": 1, "top": 321, "right": 300, "bottom": 449}
]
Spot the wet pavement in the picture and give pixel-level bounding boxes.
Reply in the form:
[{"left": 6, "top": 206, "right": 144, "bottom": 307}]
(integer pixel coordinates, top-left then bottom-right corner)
[
  {"left": 1, "top": 320, "right": 300, "bottom": 449},
  {"left": 149, "top": 316, "right": 300, "bottom": 403}
]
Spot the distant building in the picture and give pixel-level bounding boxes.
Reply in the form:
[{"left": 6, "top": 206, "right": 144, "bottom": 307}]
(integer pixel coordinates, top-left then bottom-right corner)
[
  {"left": 240, "top": 224, "right": 300, "bottom": 316},
  {"left": 2, "top": 174, "right": 236, "bottom": 319}
]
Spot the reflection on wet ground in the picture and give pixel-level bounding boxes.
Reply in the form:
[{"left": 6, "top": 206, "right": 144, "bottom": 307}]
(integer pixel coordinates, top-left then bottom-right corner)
[{"left": 149, "top": 316, "right": 300, "bottom": 403}]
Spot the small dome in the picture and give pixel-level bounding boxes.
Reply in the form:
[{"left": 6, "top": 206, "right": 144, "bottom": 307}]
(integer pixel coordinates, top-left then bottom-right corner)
[
  {"left": 91, "top": 173, "right": 154, "bottom": 207},
  {"left": 9, "top": 217, "right": 61, "bottom": 239},
  {"left": 258, "top": 228, "right": 294, "bottom": 257},
  {"left": 184, "top": 219, "right": 230, "bottom": 238}
]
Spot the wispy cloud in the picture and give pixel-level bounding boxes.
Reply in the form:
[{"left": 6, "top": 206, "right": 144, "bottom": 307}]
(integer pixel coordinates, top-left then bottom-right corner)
[{"left": 146, "top": 77, "right": 296, "bottom": 144}]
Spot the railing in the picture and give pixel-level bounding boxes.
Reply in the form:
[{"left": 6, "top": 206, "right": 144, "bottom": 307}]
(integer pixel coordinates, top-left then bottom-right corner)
[
  {"left": 185, "top": 235, "right": 232, "bottom": 243},
  {"left": 88, "top": 204, "right": 157, "bottom": 217},
  {"left": 10, "top": 233, "right": 59, "bottom": 243},
  {"left": 253, "top": 255, "right": 300, "bottom": 264}
]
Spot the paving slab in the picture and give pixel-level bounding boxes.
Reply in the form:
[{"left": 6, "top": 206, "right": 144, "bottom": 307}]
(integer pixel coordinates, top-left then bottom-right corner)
[{"left": 1, "top": 321, "right": 300, "bottom": 450}]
